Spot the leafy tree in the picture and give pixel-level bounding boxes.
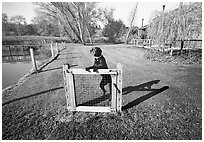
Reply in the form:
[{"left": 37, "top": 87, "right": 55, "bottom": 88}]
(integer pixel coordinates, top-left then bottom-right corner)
[
  {"left": 147, "top": 2, "right": 202, "bottom": 47},
  {"left": 96, "top": 7, "right": 115, "bottom": 25},
  {"left": 25, "top": 24, "right": 38, "bottom": 35},
  {"left": 32, "top": 14, "right": 62, "bottom": 36},
  {"left": 2, "top": 13, "right": 9, "bottom": 36},
  {"left": 102, "top": 19, "right": 126, "bottom": 43},
  {"left": 2, "top": 13, "right": 8, "bottom": 24},
  {"left": 10, "top": 15, "right": 27, "bottom": 36}
]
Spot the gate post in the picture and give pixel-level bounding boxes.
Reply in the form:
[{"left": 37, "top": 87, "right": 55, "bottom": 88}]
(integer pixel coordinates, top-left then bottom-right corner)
[
  {"left": 63, "top": 64, "right": 76, "bottom": 111},
  {"left": 116, "top": 63, "right": 123, "bottom": 112},
  {"left": 50, "top": 42, "right": 54, "bottom": 57}
]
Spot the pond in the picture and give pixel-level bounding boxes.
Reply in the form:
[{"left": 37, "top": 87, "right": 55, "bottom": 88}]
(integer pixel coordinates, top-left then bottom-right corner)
[
  {"left": 2, "top": 62, "right": 33, "bottom": 89},
  {"left": 2, "top": 45, "right": 51, "bottom": 89}
]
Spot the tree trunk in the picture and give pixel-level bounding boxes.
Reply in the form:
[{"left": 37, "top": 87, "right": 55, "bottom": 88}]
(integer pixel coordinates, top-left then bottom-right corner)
[
  {"left": 125, "top": 3, "right": 138, "bottom": 44},
  {"left": 86, "top": 26, "right": 93, "bottom": 45}
]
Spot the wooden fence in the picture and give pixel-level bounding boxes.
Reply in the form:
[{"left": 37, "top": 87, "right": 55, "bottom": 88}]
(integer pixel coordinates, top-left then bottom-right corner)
[
  {"left": 132, "top": 39, "right": 152, "bottom": 47},
  {"left": 2, "top": 42, "right": 66, "bottom": 72},
  {"left": 131, "top": 38, "right": 202, "bottom": 56}
]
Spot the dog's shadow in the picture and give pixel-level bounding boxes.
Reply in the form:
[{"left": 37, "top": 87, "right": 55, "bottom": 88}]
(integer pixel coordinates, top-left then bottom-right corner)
[
  {"left": 122, "top": 80, "right": 169, "bottom": 110},
  {"left": 123, "top": 80, "right": 160, "bottom": 95}
]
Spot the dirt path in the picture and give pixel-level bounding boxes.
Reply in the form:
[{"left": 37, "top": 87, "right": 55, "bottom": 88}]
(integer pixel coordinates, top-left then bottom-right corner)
[{"left": 2, "top": 44, "right": 202, "bottom": 140}]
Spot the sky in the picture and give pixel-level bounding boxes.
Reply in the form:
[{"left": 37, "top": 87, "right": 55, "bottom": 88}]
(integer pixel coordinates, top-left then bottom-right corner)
[{"left": 2, "top": 1, "right": 180, "bottom": 27}]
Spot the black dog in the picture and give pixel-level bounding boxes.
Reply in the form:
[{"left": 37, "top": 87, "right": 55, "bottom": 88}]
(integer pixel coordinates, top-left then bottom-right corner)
[{"left": 85, "top": 47, "right": 111, "bottom": 95}]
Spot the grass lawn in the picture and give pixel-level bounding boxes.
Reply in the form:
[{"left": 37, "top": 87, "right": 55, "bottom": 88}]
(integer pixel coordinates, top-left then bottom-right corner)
[{"left": 2, "top": 43, "right": 202, "bottom": 140}]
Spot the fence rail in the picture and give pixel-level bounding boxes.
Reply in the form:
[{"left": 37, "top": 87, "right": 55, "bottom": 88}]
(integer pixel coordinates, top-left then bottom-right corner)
[
  {"left": 2, "top": 42, "right": 65, "bottom": 72},
  {"left": 63, "top": 63, "right": 123, "bottom": 112}
]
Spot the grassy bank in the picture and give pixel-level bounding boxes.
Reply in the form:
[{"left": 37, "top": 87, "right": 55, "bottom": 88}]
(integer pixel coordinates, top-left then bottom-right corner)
[
  {"left": 2, "top": 36, "right": 70, "bottom": 44},
  {"left": 2, "top": 44, "right": 202, "bottom": 140},
  {"left": 144, "top": 48, "right": 202, "bottom": 65}
]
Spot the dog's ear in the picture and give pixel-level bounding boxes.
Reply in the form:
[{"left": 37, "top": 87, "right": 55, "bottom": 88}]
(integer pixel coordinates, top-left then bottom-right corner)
[{"left": 90, "top": 47, "right": 96, "bottom": 54}]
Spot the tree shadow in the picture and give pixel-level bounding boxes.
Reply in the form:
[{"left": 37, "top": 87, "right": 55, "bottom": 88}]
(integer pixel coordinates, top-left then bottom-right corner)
[
  {"left": 39, "top": 66, "right": 63, "bottom": 73},
  {"left": 56, "top": 56, "right": 77, "bottom": 60},
  {"left": 38, "top": 64, "right": 78, "bottom": 73},
  {"left": 2, "top": 86, "right": 64, "bottom": 106},
  {"left": 38, "top": 54, "right": 59, "bottom": 71}
]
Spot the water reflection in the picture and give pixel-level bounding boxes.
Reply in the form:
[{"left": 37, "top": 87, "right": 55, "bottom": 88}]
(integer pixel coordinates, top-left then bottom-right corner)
[
  {"left": 2, "top": 45, "right": 40, "bottom": 63},
  {"left": 2, "top": 62, "right": 33, "bottom": 89},
  {"left": 2, "top": 45, "right": 51, "bottom": 89}
]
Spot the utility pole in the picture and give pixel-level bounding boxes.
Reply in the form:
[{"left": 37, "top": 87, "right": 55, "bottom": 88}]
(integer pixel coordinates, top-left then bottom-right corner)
[
  {"left": 179, "top": 2, "right": 184, "bottom": 52},
  {"left": 161, "top": 5, "right": 165, "bottom": 52},
  {"left": 163, "top": 5, "right": 165, "bottom": 11},
  {"left": 141, "top": 18, "right": 144, "bottom": 28}
]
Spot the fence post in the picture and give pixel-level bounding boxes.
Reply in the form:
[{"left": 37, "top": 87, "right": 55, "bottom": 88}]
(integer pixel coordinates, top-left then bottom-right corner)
[
  {"left": 63, "top": 42, "right": 66, "bottom": 49},
  {"left": 7, "top": 45, "right": 12, "bottom": 56},
  {"left": 50, "top": 42, "right": 54, "bottom": 57},
  {"left": 133, "top": 39, "right": 135, "bottom": 45},
  {"left": 148, "top": 39, "right": 151, "bottom": 48},
  {"left": 29, "top": 47, "right": 37, "bottom": 72},
  {"left": 56, "top": 42, "right": 59, "bottom": 54},
  {"left": 116, "top": 63, "right": 123, "bottom": 112},
  {"left": 170, "top": 44, "right": 173, "bottom": 56}
]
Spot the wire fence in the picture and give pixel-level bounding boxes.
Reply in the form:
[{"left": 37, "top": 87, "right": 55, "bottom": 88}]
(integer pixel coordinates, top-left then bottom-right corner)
[{"left": 74, "top": 74, "right": 111, "bottom": 107}]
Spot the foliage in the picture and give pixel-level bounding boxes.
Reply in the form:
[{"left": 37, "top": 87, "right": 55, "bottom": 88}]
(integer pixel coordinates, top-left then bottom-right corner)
[
  {"left": 102, "top": 19, "right": 126, "bottom": 43},
  {"left": 10, "top": 15, "right": 27, "bottom": 36},
  {"left": 2, "top": 3, "right": 129, "bottom": 44},
  {"left": 32, "top": 14, "right": 64, "bottom": 37},
  {"left": 2, "top": 13, "right": 38, "bottom": 36},
  {"left": 2, "top": 36, "right": 71, "bottom": 45},
  {"left": 96, "top": 7, "right": 115, "bottom": 25},
  {"left": 2, "top": 13, "right": 8, "bottom": 24},
  {"left": 147, "top": 2, "right": 202, "bottom": 45},
  {"left": 144, "top": 48, "right": 202, "bottom": 65},
  {"left": 10, "top": 15, "right": 26, "bottom": 25}
]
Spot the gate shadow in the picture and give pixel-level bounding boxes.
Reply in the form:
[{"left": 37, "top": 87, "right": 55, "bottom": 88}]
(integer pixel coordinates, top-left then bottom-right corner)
[
  {"left": 78, "top": 80, "right": 169, "bottom": 110},
  {"left": 2, "top": 86, "right": 64, "bottom": 106},
  {"left": 79, "top": 93, "right": 111, "bottom": 106}
]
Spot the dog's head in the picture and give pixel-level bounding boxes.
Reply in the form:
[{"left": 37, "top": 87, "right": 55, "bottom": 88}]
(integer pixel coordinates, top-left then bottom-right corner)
[{"left": 90, "top": 47, "right": 102, "bottom": 57}]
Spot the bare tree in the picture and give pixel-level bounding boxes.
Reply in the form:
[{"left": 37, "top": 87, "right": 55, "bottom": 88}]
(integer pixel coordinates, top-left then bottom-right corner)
[
  {"left": 35, "top": 2, "right": 97, "bottom": 45},
  {"left": 125, "top": 3, "right": 138, "bottom": 44}
]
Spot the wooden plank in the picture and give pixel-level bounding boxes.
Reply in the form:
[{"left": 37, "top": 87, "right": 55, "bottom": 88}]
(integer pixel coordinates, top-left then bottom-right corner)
[
  {"left": 63, "top": 64, "right": 70, "bottom": 110},
  {"left": 29, "top": 47, "right": 37, "bottom": 71},
  {"left": 116, "top": 63, "right": 123, "bottom": 112},
  {"left": 50, "top": 43, "right": 54, "bottom": 57},
  {"left": 76, "top": 106, "right": 111, "bottom": 112},
  {"left": 56, "top": 43, "right": 59, "bottom": 54},
  {"left": 68, "top": 69, "right": 117, "bottom": 75},
  {"left": 68, "top": 72, "right": 76, "bottom": 111},
  {"left": 111, "top": 75, "right": 117, "bottom": 111}
]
